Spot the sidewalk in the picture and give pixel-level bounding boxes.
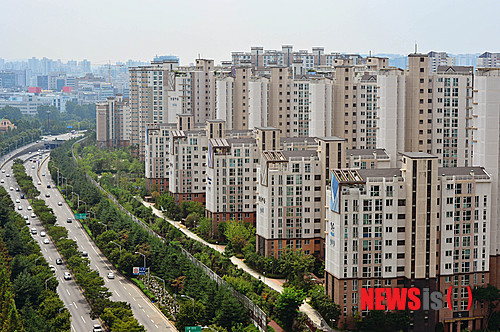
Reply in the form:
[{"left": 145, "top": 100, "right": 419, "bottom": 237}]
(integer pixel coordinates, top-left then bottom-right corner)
[{"left": 139, "top": 199, "right": 337, "bottom": 331}]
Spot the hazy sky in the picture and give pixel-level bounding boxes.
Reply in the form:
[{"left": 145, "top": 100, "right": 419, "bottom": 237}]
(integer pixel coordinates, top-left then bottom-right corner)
[{"left": 1, "top": 0, "right": 499, "bottom": 65}]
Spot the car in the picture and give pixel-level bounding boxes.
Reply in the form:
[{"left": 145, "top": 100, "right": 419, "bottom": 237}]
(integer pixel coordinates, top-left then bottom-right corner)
[
  {"left": 43, "top": 238, "right": 50, "bottom": 244},
  {"left": 56, "top": 258, "right": 62, "bottom": 265},
  {"left": 37, "top": 181, "right": 41, "bottom": 185},
  {"left": 5, "top": 173, "right": 9, "bottom": 177},
  {"left": 45, "top": 193, "right": 50, "bottom": 198},
  {"left": 64, "top": 272, "right": 71, "bottom": 280},
  {"left": 15, "top": 188, "right": 19, "bottom": 192},
  {"left": 42, "top": 173, "right": 45, "bottom": 176},
  {"left": 82, "top": 251, "right": 88, "bottom": 257},
  {"left": 20, "top": 194, "right": 24, "bottom": 199},
  {"left": 36, "top": 141, "right": 39, "bottom": 143},
  {"left": 66, "top": 218, "right": 72, "bottom": 223},
  {"left": 107, "top": 272, "right": 115, "bottom": 279},
  {"left": 31, "top": 228, "right": 37, "bottom": 235},
  {"left": 47, "top": 184, "right": 51, "bottom": 189},
  {"left": 23, "top": 215, "right": 28, "bottom": 220},
  {"left": 93, "top": 325, "right": 103, "bottom": 332},
  {"left": 15, "top": 199, "right": 20, "bottom": 203},
  {"left": 1, "top": 169, "right": 4, "bottom": 173},
  {"left": 58, "top": 202, "right": 62, "bottom": 206},
  {"left": 27, "top": 206, "right": 32, "bottom": 210},
  {"left": 28, "top": 151, "right": 31, "bottom": 154},
  {"left": 30, "top": 213, "right": 36, "bottom": 218},
  {"left": 49, "top": 265, "right": 55, "bottom": 272},
  {"left": 40, "top": 231, "right": 46, "bottom": 237},
  {"left": 0, "top": 179, "right": 3, "bottom": 183},
  {"left": 9, "top": 187, "right": 13, "bottom": 191},
  {"left": 25, "top": 220, "right": 30, "bottom": 225},
  {"left": 17, "top": 206, "right": 22, "bottom": 210},
  {"left": 32, "top": 166, "right": 35, "bottom": 169}
]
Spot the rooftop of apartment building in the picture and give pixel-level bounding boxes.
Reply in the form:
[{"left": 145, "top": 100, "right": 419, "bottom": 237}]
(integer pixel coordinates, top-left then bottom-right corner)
[
  {"left": 438, "top": 166, "right": 489, "bottom": 177},
  {"left": 282, "top": 149, "right": 318, "bottom": 159},
  {"left": 347, "top": 148, "right": 389, "bottom": 158},
  {"left": 401, "top": 151, "right": 437, "bottom": 159},
  {"left": 316, "top": 136, "right": 345, "bottom": 142},
  {"left": 226, "top": 137, "right": 256, "bottom": 145},
  {"left": 436, "top": 66, "right": 473, "bottom": 74}
]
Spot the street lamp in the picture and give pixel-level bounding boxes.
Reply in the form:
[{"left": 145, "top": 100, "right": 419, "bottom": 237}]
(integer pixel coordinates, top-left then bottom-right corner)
[
  {"left": 97, "top": 221, "right": 108, "bottom": 232},
  {"left": 34, "top": 256, "right": 43, "bottom": 265},
  {"left": 74, "top": 193, "right": 80, "bottom": 209},
  {"left": 110, "top": 241, "right": 122, "bottom": 257},
  {"left": 134, "top": 252, "right": 146, "bottom": 269},
  {"left": 59, "top": 304, "right": 72, "bottom": 315},
  {"left": 52, "top": 166, "right": 60, "bottom": 187},
  {"left": 45, "top": 275, "right": 56, "bottom": 290}
]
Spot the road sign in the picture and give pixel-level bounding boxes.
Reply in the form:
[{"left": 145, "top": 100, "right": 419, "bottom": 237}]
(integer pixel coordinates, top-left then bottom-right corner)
[
  {"left": 185, "top": 327, "right": 201, "bottom": 332},
  {"left": 133, "top": 267, "right": 146, "bottom": 275},
  {"left": 75, "top": 213, "right": 87, "bottom": 220}
]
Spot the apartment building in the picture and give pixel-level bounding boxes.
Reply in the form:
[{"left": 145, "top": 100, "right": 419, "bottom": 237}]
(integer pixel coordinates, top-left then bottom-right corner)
[
  {"left": 346, "top": 149, "right": 391, "bottom": 169},
  {"left": 256, "top": 149, "right": 324, "bottom": 257},
  {"left": 129, "top": 58, "right": 214, "bottom": 159},
  {"left": 129, "top": 59, "right": 179, "bottom": 157},
  {"left": 144, "top": 122, "right": 176, "bottom": 193},
  {"left": 473, "top": 67, "right": 500, "bottom": 289},
  {"left": 428, "top": 51, "right": 456, "bottom": 72},
  {"left": 325, "top": 153, "right": 491, "bottom": 331},
  {"left": 476, "top": 52, "right": 500, "bottom": 68},
  {"left": 168, "top": 125, "right": 208, "bottom": 204},
  {"left": 205, "top": 135, "right": 259, "bottom": 231},
  {"left": 96, "top": 94, "right": 131, "bottom": 148},
  {"left": 333, "top": 66, "right": 380, "bottom": 149}
]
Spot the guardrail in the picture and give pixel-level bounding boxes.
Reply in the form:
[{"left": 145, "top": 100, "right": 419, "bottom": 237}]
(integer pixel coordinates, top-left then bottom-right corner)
[{"left": 70, "top": 136, "right": 268, "bottom": 331}]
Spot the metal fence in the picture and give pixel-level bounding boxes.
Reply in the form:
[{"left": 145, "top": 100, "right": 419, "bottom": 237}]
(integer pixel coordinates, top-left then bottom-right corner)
[{"left": 70, "top": 136, "right": 268, "bottom": 331}]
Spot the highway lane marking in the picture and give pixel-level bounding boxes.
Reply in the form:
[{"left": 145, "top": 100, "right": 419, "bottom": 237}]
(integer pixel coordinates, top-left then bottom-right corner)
[
  {"left": 142, "top": 309, "right": 145, "bottom": 312},
  {"left": 48, "top": 256, "right": 52, "bottom": 261},
  {"left": 151, "top": 319, "right": 154, "bottom": 323},
  {"left": 155, "top": 325, "right": 159, "bottom": 329},
  {"left": 73, "top": 302, "right": 78, "bottom": 309},
  {"left": 44, "top": 247, "right": 47, "bottom": 252},
  {"left": 128, "top": 291, "right": 132, "bottom": 296},
  {"left": 81, "top": 316, "right": 86, "bottom": 323},
  {"left": 147, "top": 314, "right": 150, "bottom": 318},
  {"left": 71, "top": 325, "right": 76, "bottom": 332},
  {"left": 114, "top": 290, "right": 121, "bottom": 297},
  {"left": 66, "top": 289, "right": 70, "bottom": 296}
]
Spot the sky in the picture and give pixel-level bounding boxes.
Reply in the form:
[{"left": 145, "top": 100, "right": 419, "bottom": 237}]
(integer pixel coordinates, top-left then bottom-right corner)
[{"left": 1, "top": 0, "right": 499, "bottom": 65}]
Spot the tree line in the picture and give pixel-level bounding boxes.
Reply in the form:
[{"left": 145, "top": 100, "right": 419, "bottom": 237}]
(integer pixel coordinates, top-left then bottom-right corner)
[
  {"left": 12, "top": 157, "right": 144, "bottom": 331},
  {"left": 0, "top": 185, "right": 71, "bottom": 331}
]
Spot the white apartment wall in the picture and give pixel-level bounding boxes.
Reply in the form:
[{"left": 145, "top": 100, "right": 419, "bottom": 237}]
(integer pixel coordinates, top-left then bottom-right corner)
[
  {"left": 309, "top": 79, "right": 333, "bottom": 138},
  {"left": 248, "top": 78, "right": 268, "bottom": 129},
  {"left": 377, "top": 71, "right": 405, "bottom": 167},
  {"left": 215, "top": 78, "right": 233, "bottom": 129},
  {"left": 473, "top": 71, "right": 500, "bottom": 256}
]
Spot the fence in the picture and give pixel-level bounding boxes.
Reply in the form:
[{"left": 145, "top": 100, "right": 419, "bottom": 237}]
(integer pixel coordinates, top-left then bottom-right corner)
[{"left": 70, "top": 137, "right": 268, "bottom": 331}]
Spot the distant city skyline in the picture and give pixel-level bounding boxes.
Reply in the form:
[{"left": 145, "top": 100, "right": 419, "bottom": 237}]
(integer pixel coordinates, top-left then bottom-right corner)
[{"left": 1, "top": 0, "right": 499, "bottom": 65}]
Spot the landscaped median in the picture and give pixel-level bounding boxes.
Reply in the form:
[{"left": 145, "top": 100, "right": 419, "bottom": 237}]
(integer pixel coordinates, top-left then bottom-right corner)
[{"left": 12, "top": 157, "right": 145, "bottom": 332}]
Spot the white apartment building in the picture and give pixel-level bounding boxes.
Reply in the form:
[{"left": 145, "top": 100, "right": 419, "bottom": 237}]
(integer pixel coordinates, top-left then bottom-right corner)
[
  {"left": 256, "top": 149, "right": 324, "bottom": 257},
  {"left": 473, "top": 67, "right": 500, "bottom": 289},
  {"left": 205, "top": 136, "right": 259, "bottom": 231},
  {"left": 96, "top": 95, "right": 130, "bottom": 148},
  {"left": 325, "top": 153, "right": 491, "bottom": 331}
]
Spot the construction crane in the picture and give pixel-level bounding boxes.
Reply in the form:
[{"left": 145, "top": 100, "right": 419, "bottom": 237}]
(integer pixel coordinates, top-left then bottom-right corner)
[{"left": 94, "top": 61, "right": 126, "bottom": 84}]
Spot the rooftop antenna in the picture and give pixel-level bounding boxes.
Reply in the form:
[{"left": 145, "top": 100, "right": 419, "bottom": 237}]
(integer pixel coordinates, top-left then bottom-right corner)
[
  {"left": 415, "top": 41, "right": 418, "bottom": 54},
  {"left": 369, "top": 50, "right": 372, "bottom": 57}
]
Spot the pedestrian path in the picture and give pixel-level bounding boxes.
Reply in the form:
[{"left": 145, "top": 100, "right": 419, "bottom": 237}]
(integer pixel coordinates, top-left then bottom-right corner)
[{"left": 139, "top": 199, "right": 338, "bottom": 332}]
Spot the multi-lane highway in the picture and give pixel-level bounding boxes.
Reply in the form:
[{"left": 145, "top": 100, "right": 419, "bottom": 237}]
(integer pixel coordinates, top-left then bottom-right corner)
[
  {"left": 1, "top": 133, "right": 176, "bottom": 331},
  {"left": 0, "top": 135, "right": 100, "bottom": 332}
]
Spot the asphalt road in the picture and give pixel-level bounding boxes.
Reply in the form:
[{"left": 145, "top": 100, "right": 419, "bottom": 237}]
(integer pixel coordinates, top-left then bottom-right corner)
[
  {"left": 33, "top": 139, "right": 176, "bottom": 331},
  {"left": 0, "top": 134, "right": 100, "bottom": 332}
]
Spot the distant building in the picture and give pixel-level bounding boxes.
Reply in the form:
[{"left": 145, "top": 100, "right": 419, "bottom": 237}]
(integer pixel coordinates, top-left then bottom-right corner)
[
  {"left": 0, "top": 71, "right": 16, "bottom": 88},
  {"left": 477, "top": 52, "right": 500, "bottom": 68}
]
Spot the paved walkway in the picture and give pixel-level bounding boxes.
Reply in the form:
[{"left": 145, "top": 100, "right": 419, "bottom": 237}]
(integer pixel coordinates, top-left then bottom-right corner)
[{"left": 139, "top": 199, "right": 337, "bottom": 331}]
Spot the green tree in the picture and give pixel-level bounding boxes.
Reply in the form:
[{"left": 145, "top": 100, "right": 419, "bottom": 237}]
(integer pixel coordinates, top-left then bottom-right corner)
[
  {"left": 175, "top": 300, "right": 206, "bottom": 331},
  {"left": 275, "top": 287, "right": 305, "bottom": 331},
  {"left": 473, "top": 284, "right": 500, "bottom": 329},
  {"left": 308, "top": 285, "right": 340, "bottom": 327},
  {"left": 224, "top": 221, "right": 255, "bottom": 255}
]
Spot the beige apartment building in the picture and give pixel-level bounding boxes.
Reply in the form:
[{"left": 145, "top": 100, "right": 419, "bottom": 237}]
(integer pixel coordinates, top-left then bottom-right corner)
[{"left": 96, "top": 94, "right": 130, "bottom": 148}]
